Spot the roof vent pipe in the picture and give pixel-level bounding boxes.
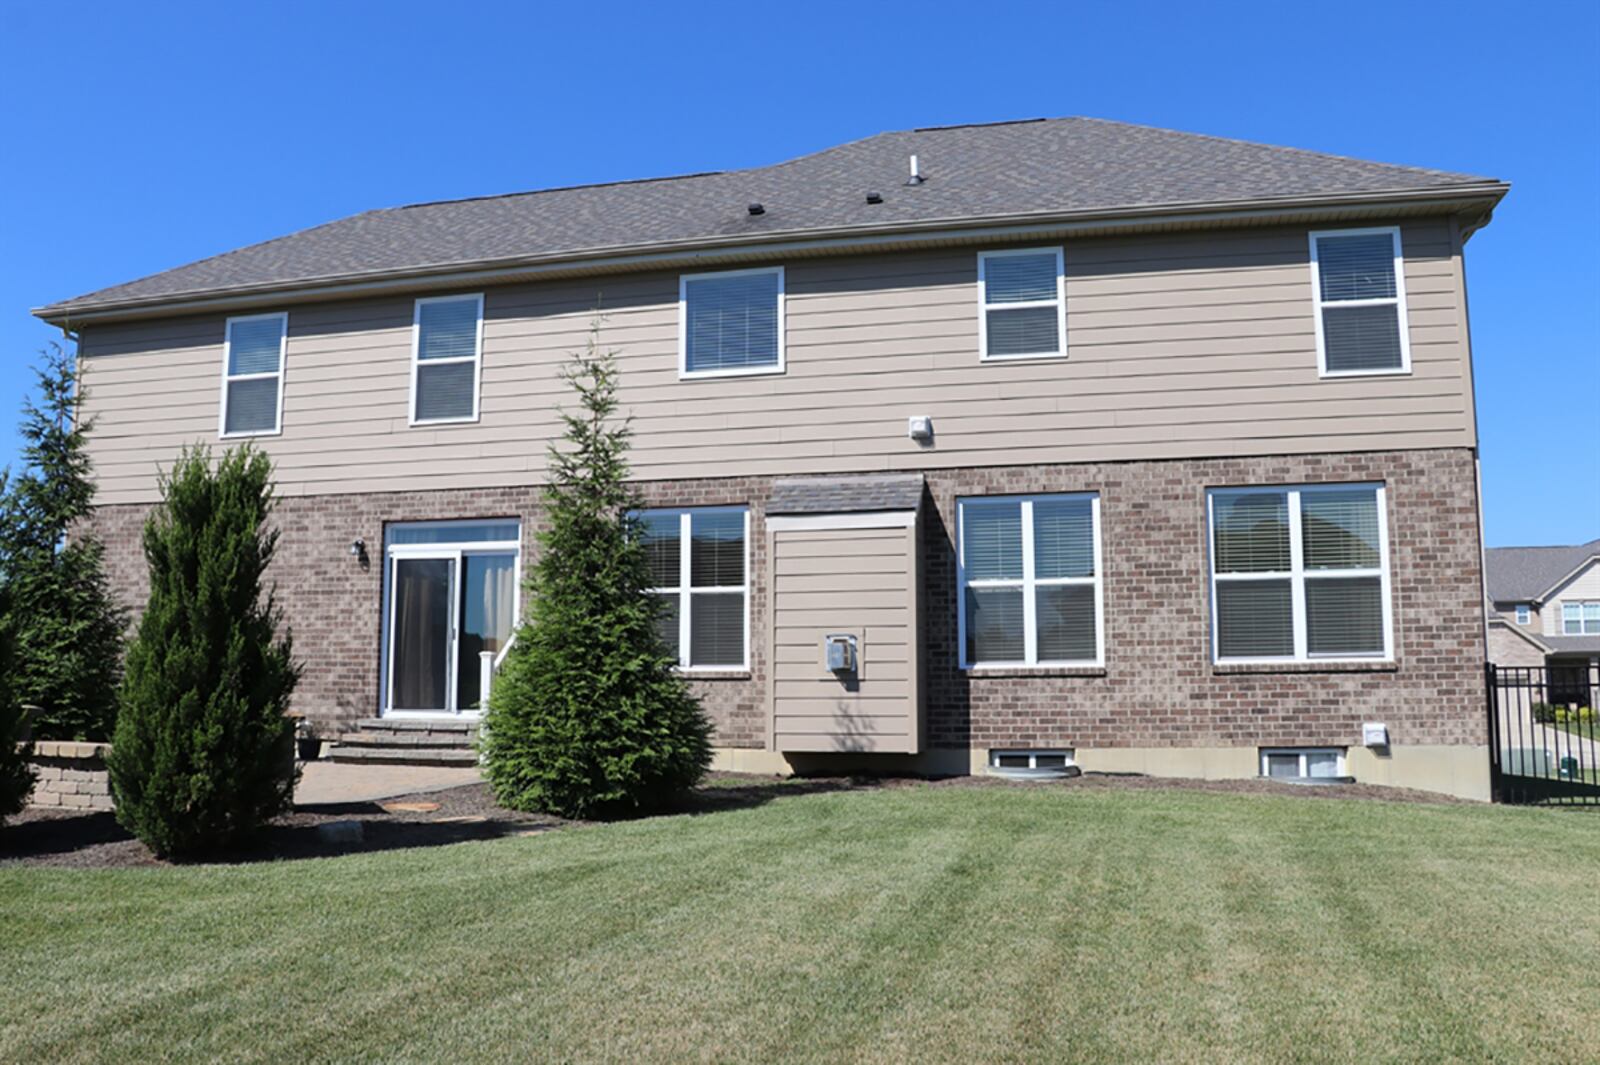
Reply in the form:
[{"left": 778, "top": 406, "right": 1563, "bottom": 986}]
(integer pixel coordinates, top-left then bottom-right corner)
[{"left": 907, "top": 155, "right": 924, "bottom": 185}]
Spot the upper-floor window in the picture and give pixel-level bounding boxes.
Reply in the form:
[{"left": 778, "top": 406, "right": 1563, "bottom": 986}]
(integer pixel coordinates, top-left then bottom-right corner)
[
  {"left": 978, "top": 248, "right": 1066, "bottom": 361},
  {"left": 679, "top": 267, "right": 784, "bottom": 378},
  {"left": 411, "top": 294, "right": 483, "bottom": 424},
  {"left": 638, "top": 507, "right": 749, "bottom": 669},
  {"left": 958, "top": 493, "right": 1102, "bottom": 667},
  {"left": 1208, "top": 484, "right": 1392, "bottom": 662},
  {"left": 1309, "top": 227, "right": 1411, "bottom": 376},
  {"left": 1563, "top": 601, "right": 1600, "bottom": 635},
  {"left": 1516, "top": 604, "right": 1531, "bottom": 625},
  {"left": 220, "top": 312, "right": 287, "bottom": 437}
]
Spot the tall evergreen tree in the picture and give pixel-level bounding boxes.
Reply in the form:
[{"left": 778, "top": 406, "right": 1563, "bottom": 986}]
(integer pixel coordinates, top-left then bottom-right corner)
[
  {"left": 0, "top": 343, "right": 124, "bottom": 740},
  {"left": 0, "top": 586, "right": 36, "bottom": 825},
  {"left": 108, "top": 445, "right": 299, "bottom": 857},
  {"left": 482, "top": 326, "right": 711, "bottom": 817}
]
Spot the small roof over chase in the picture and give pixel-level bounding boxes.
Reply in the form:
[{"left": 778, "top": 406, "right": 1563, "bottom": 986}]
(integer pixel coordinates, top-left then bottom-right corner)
[
  {"left": 36, "top": 117, "right": 1506, "bottom": 324},
  {"left": 767, "top": 474, "right": 925, "bottom": 516}
]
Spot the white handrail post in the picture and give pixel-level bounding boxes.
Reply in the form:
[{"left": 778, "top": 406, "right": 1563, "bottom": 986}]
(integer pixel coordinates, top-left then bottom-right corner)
[{"left": 479, "top": 650, "right": 495, "bottom": 708}]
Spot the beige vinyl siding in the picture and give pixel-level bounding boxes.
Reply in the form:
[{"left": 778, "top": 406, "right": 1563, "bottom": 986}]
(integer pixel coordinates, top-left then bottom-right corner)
[
  {"left": 769, "top": 525, "right": 920, "bottom": 754},
  {"left": 1545, "top": 561, "right": 1600, "bottom": 637},
  {"left": 78, "top": 219, "right": 1474, "bottom": 504}
]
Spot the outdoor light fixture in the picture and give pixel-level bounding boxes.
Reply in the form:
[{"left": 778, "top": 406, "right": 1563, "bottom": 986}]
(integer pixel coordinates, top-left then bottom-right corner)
[{"left": 349, "top": 538, "right": 365, "bottom": 558}]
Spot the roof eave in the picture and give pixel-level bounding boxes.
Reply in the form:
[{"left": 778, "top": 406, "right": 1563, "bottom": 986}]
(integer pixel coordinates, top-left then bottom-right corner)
[{"left": 34, "top": 182, "right": 1509, "bottom": 327}]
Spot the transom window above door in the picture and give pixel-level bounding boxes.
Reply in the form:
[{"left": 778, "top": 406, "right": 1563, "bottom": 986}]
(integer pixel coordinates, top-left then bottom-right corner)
[
  {"left": 636, "top": 507, "right": 749, "bottom": 669},
  {"left": 382, "top": 519, "right": 520, "bottom": 716},
  {"left": 679, "top": 268, "right": 784, "bottom": 378}
]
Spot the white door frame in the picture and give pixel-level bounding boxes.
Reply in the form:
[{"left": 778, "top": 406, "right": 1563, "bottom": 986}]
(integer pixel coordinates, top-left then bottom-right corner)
[{"left": 384, "top": 547, "right": 462, "bottom": 718}]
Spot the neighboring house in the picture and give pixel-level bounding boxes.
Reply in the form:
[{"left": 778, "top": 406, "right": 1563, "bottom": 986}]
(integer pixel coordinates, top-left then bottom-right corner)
[
  {"left": 33, "top": 117, "right": 1508, "bottom": 798},
  {"left": 1486, "top": 538, "right": 1600, "bottom": 704}
]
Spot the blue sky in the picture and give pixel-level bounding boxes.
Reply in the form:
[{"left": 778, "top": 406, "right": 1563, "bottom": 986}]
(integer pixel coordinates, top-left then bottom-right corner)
[{"left": 1, "top": 0, "right": 1595, "bottom": 547}]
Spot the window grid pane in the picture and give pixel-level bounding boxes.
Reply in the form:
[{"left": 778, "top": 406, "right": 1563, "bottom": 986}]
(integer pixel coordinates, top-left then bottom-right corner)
[
  {"left": 1322, "top": 304, "right": 1404, "bottom": 373},
  {"left": 966, "top": 586, "right": 1025, "bottom": 663},
  {"left": 1305, "top": 577, "right": 1385, "bottom": 656},
  {"left": 1216, "top": 579, "right": 1295, "bottom": 658},
  {"left": 690, "top": 511, "right": 744, "bottom": 588},
  {"left": 1317, "top": 233, "right": 1396, "bottom": 302},
  {"left": 1301, "top": 489, "right": 1381, "bottom": 570},
  {"left": 685, "top": 272, "right": 780, "bottom": 373},
  {"left": 963, "top": 502, "right": 1023, "bottom": 581},
  {"left": 1037, "top": 584, "right": 1096, "bottom": 662},
  {"left": 689, "top": 592, "right": 743, "bottom": 667},
  {"left": 639, "top": 512, "right": 681, "bottom": 589},
  {"left": 1033, "top": 498, "right": 1095, "bottom": 579},
  {"left": 228, "top": 318, "right": 283, "bottom": 376},
  {"left": 225, "top": 378, "right": 279, "bottom": 434},
  {"left": 985, "top": 253, "right": 1058, "bottom": 304},
  {"left": 1213, "top": 492, "right": 1290, "bottom": 573},
  {"left": 415, "top": 361, "right": 476, "bottom": 421},
  {"left": 418, "top": 298, "right": 480, "bottom": 361},
  {"left": 986, "top": 306, "right": 1060, "bottom": 357}
]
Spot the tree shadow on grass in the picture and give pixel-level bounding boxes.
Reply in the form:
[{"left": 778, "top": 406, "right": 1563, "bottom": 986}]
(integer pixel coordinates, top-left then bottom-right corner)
[{"left": 2, "top": 775, "right": 879, "bottom": 868}]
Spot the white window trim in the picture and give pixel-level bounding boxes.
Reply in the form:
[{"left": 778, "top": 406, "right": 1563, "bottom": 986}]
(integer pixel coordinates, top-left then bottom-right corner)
[
  {"left": 409, "top": 293, "right": 484, "bottom": 426},
  {"left": 1260, "top": 747, "right": 1347, "bottom": 779},
  {"left": 379, "top": 518, "right": 523, "bottom": 720},
  {"left": 1207, "top": 483, "right": 1394, "bottom": 665},
  {"left": 218, "top": 312, "right": 287, "bottom": 439},
  {"left": 678, "top": 266, "right": 786, "bottom": 380},
  {"left": 977, "top": 246, "right": 1067, "bottom": 362},
  {"left": 1308, "top": 226, "right": 1412, "bottom": 378},
  {"left": 641, "top": 506, "right": 751, "bottom": 671},
  {"left": 1516, "top": 604, "right": 1531, "bottom": 625},
  {"left": 1562, "top": 601, "right": 1600, "bottom": 636},
  {"left": 956, "top": 493, "right": 1103, "bottom": 669}
]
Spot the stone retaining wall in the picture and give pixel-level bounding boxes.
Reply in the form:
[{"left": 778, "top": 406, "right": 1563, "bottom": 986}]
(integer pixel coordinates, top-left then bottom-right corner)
[{"left": 26, "top": 741, "right": 114, "bottom": 811}]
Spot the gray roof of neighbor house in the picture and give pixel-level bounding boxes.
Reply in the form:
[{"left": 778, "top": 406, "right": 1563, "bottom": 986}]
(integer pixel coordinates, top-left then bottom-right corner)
[
  {"left": 767, "top": 474, "right": 925, "bottom": 516},
  {"left": 1486, "top": 539, "right": 1600, "bottom": 603},
  {"left": 36, "top": 117, "right": 1507, "bottom": 322}
]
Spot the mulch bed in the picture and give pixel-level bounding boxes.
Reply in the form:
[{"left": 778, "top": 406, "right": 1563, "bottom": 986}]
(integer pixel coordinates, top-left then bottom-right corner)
[{"left": 0, "top": 770, "right": 1467, "bottom": 870}]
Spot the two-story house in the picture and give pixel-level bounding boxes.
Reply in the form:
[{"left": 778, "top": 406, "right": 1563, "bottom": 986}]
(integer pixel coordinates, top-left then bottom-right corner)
[
  {"left": 34, "top": 118, "right": 1507, "bottom": 798},
  {"left": 1486, "top": 538, "right": 1600, "bottom": 705}
]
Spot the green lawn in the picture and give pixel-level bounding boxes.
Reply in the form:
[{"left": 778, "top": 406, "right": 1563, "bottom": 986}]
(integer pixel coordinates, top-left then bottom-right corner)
[{"left": 4, "top": 783, "right": 1599, "bottom": 1063}]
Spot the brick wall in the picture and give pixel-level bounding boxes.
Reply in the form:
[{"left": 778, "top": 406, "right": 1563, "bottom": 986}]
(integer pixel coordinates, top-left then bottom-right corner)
[
  {"left": 85, "top": 447, "right": 1485, "bottom": 754},
  {"left": 27, "top": 742, "right": 114, "bottom": 811}
]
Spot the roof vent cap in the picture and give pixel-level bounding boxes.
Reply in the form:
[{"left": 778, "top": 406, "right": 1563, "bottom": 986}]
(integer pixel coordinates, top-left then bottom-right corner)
[
  {"left": 747, "top": 202, "right": 765, "bottom": 216},
  {"left": 866, "top": 191, "right": 883, "bottom": 204},
  {"left": 906, "top": 155, "right": 925, "bottom": 186}
]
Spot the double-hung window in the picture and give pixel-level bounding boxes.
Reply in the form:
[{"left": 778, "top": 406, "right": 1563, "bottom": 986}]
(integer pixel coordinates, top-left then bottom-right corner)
[
  {"left": 978, "top": 247, "right": 1066, "bottom": 360},
  {"left": 958, "top": 494, "right": 1102, "bottom": 667},
  {"left": 1563, "top": 602, "right": 1600, "bottom": 635},
  {"left": 638, "top": 507, "right": 749, "bottom": 669},
  {"left": 1208, "top": 484, "right": 1392, "bottom": 662},
  {"left": 679, "top": 267, "right": 784, "bottom": 378},
  {"left": 220, "top": 313, "right": 287, "bottom": 437},
  {"left": 1516, "top": 604, "right": 1531, "bottom": 625},
  {"left": 411, "top": 294, "right": 483, "bottom": 424},
  {"left": 1309, "top": 227, "right": 1411, "bottom": 376}
]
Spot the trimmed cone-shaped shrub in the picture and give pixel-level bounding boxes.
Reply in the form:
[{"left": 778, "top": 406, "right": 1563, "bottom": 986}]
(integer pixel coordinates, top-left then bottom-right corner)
[
  {"left": 482, "top": 326, "right": 711, "bottom": 817},
  {"left": 0, "top": 343, "right": 124, "bottom": 740},
  {"left": 0, "top": 602, "right": 36, "bottom": 825},
  {"left": 108, "top": 445, "right": 299, "bottom": 857}
]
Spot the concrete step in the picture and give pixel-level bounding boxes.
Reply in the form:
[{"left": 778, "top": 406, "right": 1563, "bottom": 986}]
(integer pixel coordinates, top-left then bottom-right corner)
[
  {"left": 335, "top": 730, "right": 475, "bottom": 749},
  {"left": 353, "top": 718, "right": 475, "bottom": 735},
  {"left": 325, "top": 745, "right": 479, "bottom": 767}
]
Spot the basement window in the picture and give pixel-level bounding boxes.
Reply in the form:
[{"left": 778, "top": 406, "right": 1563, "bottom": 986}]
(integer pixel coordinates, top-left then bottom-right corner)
[
  {"left": 1260, "top": 747, "right": 1349, "bottom": 782},
  {"left": 989, "top": 749, "right": 1075, "bottom": 776}
]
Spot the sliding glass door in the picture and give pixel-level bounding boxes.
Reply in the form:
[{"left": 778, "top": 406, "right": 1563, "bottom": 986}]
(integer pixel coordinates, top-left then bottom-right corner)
[{"left": 383, "top": 521, "right": 520, "bottom": 717}]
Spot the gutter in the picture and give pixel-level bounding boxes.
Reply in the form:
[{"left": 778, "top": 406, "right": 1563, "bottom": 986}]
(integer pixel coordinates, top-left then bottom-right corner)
[{"left": 34, "top": 182, "right": 1509, "bottom": 327}]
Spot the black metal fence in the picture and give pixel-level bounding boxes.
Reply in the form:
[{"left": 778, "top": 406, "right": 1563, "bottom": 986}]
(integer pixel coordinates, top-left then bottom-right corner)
[{"left": 1487, "top": 663, "right": 1600, "bottom": 805}]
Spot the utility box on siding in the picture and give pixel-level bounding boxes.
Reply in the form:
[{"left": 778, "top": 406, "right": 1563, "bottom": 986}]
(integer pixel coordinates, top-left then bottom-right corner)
[{"left": 766, "top": 474, "right": 925, "bottom": 755}]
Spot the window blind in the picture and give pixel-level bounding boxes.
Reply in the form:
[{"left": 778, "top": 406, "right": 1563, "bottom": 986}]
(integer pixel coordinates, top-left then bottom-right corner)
[{"left": 684, "top": 271, "right": 780, "bottom": 373}]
